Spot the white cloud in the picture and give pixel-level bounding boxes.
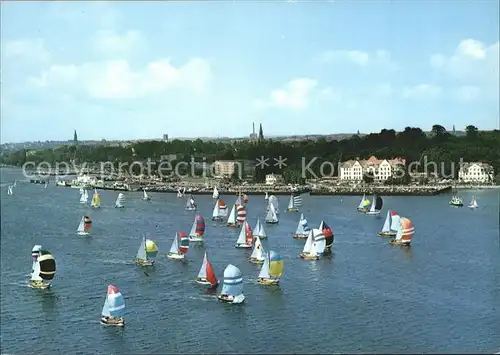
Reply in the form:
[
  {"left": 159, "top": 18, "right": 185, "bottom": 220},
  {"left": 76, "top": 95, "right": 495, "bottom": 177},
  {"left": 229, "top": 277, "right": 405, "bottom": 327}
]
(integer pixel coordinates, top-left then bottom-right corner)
[
  {"left": 402, "top": 84, "right": 442, "bottom": 99},
  {"left": 254, "top": 78, "right": 318, "bottom": 110},
  {"left": 93, "top": 30, "right": 143, "bottom": 56},
  {"left": 322, "top": 50, "right": 369, "bottom": 66},
  {"left": 1, "top": 39, "right": 51, "bottom": 62},
  {"left": 430, "top": 39, "right": 499, "bottom": 83},
  {"left": 318, "top": 87, "right": 342, "bottom": 102},
  {"left": 374, "top": 83, "right": 393, "bottom": 97},
  {"left": 30, "top": 57, "right": 212, "bottom": 99},
  {"left": 451, "top": 86, "right": 481, "bottom": 101}
]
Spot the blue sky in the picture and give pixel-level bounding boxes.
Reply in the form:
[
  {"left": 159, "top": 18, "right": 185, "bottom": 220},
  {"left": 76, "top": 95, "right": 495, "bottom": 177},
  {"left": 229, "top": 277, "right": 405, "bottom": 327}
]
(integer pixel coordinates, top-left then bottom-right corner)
[{"left": 1, "top": 1, "right": 498, "bottom": 143}]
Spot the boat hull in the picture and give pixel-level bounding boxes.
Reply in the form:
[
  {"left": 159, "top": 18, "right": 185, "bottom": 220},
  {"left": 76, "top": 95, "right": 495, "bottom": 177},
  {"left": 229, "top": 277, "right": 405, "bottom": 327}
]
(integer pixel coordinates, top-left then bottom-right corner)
[
  {"left": 142, "top": 197, "right": 151, "bottom": 201},
  {"left": 189, "top": 235, "right": 204, "bottom": 242},
  {"left": 212, "top": 217, "right": 224, "bottom": 221},
  {"left": 468, "top": 205, "right": 478, "bottom": 209},
  {"left": 257, "top": 278, "right": 280, "bottom": 285},
  {"left": 253, "top": 235, "right": 267, "bottom": 240},
  {"left": 357, "top": 208, "right": 369, "bottom": 212},
  {"left": 218, "top": 294, "right": 245, "bottom": 304},
  {"left": 185, "top": 207, "right": 196, "bottom": 211},
  {"left": 390, "top": 240, "right": 411, "bottom": 246},
  {"left": 379, "top": 231, "right": 396, "bottom": 237},
  {"left": 77, "top": 231, "right": 90, "bottom": 236},
  {"left": 287, "top": 208, "right": 298, "bottom": 212},
  {"left": 115, "top": 206, "right": 124, "bottom": 208},
  {"left": 249, "top": 257, "right": 265, "bottom": 264},
  {"left": 101, "top": 317, "right": 125, "bottom": 327},
  {"left": 196, "top": 278, "right": 219, "bottom": 287},
  {"left": 167, "top": 253, "right": 185, "bottom": 260},
  {"left": 265, "top": 221, "right": 279, "bottom": 224},
  {"left": 293, "top": 233, "right": 308, "bottom": 239},
  {"left": 365, "top": 210, "right": 381, "bottom": 215},
  {"left": 299, "top": 252, "right": 319, "bottom": 260},
  {"left": 235, "top": 244, "right": 253, "bottom": 249},
  {"left": 136, "top": 259, "right": 154, "bottom": 266},
  {"left": 29, "top": 280, "right": 51, "bottom": 289},
  {"left": 227, "top": 223, "right": 240, "bottom": 228},
  {"left": 449, "top": 202, "right": 463, "bottom": 207}
]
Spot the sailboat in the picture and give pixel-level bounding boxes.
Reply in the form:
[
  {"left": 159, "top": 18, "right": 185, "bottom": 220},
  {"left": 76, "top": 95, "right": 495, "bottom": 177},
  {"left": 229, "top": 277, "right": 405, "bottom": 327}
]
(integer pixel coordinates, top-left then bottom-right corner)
[
  {"left": 379, "top": 209, "right": 399, "bottom": 236},
  {"left": 212, "top": 186, "right": 219, "bottom": 199},
  {"left": 366, "top": 195, "right": 383, "bottom": 215},
  {"left": 249, "top": 236, "right": 266, "bottom": 264},
  {"left": 188, "top": 215, "right": 206, "bottom": 242},
  {"left": 7, "top": 185, "right": 13, "bottom": 195},
  {"left": 449, "top": 187, "right": 463, "bottom": 207},
  {"left": 265, "top": 203, "right": 279, "bottom": 224},
  {"left": 177, "top": 187, "right": 186, "bottom": 198},
  {"left": 185, "top": 196, "right": 197, "bottom": 211},
  {"left": 135, "top": 236, "right": 158, "bottom": 266},
  {"left": 227, "top": 204, "right": 238, "bottom": 227},
  {"left": 167, "top": 232, "right": 190, "bottom": 260},
  {"left": 252, "top": 218, "right": 267, "bottom": 239},
  {"left": 235, "top": 221, "right": 253, "bottom": 248},
  {"left": 264, "top": 192, "right": 269, "bottom": 200},
  {"left": 196, "top": 252, "right": 219, "bottom": 287},
  {"left": 357, "top": 193, "right": 371, "bottom": 212},
  {"left": 212, "top": 199, "right": 228, "bottom": 221},
  {"left": 100, "top": 285, "right": 126, "bottom": 326},
  {"left": 76, "top": 216, "right": 92, "bottom": 235},
  {"left": 299, "top": 229, "right": 326, "bottom": 260},
  {"left": 44, "top": 181, "right": 48, "bottom": 188},
  {"left": 13, "top": 180, "right": 17, "bottom": 187},
  {"left": 31, "top": 245, "right": 43, "bottom": 275},
  {"left": 257, "top": 251, "right": 284, "bottom": 285},
  {"left": 142, "top": 189, "right": 151, "bottom": 201},
  {"left": 80, "top": 189, "right": 88, "bottom": 204},
  {"left": 390, "top": 217, "right": 415, "bottom": 246},
  {"left": 217, "top": 264, "right": 245, "bottom": 304},
  {"left": 115, "top": 193, "right": 125, "bottom": 208},
  {"left": 91, "top": 189, "right": 101, "bottom": 209},
  {"left": 30, "top": 249, "right": 56, "bottom": 289},
  {"left": 287, "top": 194, "right": 302, "bottom": 212},
  {"left": 236, "top": 205, "right": 247, "bottom": 224},
  {"left": 268, "top": 195, "right": 280, "bottom": 214},
  {"left": 319, "top": 221, "right": 334, "bottom": 252},
  {"left": 293, "top": 213, "right": 310, "bottom": 239},
  {"left": 468, "top": 195, "right": 478, "bottom": 209}
]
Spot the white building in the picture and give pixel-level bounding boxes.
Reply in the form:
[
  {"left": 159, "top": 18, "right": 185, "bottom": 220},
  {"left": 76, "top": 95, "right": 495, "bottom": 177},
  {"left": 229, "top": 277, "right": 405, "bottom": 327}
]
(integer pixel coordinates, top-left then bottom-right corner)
[
  {"left": 340, "top": 156, "right": 406, "bottom": 181},
  {"left": 458, "top": 162, "right": 494, "bottom": 183},
  {"left": 265, "top": 173, "right": 284, "bottom": 185}
]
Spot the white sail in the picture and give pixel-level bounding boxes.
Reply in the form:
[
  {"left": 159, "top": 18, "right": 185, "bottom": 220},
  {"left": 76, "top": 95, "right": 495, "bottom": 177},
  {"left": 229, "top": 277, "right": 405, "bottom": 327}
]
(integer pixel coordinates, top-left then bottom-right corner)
[
  {"left": 236, "top": 224, "right": 247, "bottom": 245},
  {"left": 287, "top": 195, "right": 294, "bottom": 209},
  {"left": 77, "top": 217, "right": 85, "bottom": 233},
  {"left": 312, "top": 229, "right": 326, "bottom": 255},
  {"left": 469, "top": 195, "right": 478, "bottom": 208},
  {"left": 264, "top": 192, "right": 269, "bottom": 200},
  {"left": 258, "top": 253, "right": 271, "bottom": 279},
  {"left": 390, "top": 214, "right": 400, "bottom": 231},
  {"left": 358, "top": 194, "right": 366, "bottom": 209},
  {"left": 368, "top": 196, "right": 376, "bottom": 213},
  {"left": 169, "top": 234, "right": 179, "bottom": 254},
  {"left": 212, "top": 201, "right": 220, "bottom": 219},
  {"left": 115, "top": 193, "right": 125, "bottom": 208},
  {"left": 30, "top": 261, "right": 43, "bottom": 281},
  {"left": 302, "top": 230, "right": 314, "bottom": 253},
  {"left": 197, "top": 252, "right": 208, "bottom": 278},
  {"left": 188, "top": 220, "right": 197, "bottom": 237},
  {"left": 268, "top": 195, "right": 279, "bottom": 213},
  {"left": 257, "top": 222, "right": 267, "bottom": 239},
  {"left": 101, "top": 297, "right": 110, "bottom": 317},
  {"left": 265, "top": 203, "right": 278, "bottom": 223},
  {"left": 79, "top": 187, "right": 84, "bottom": 195},
  {"left": 143, "top": 189, "right": 150, "bottom": 200},
  {"left": 381, "top": 210, "right": 391, "bottom": 233},
  {"left": 250, "top": 236, "right": 265, "bottom": 260},
  {"left": 80, "top": 190, "right": 87, "bottom": 203},
  {"left": 295, "top": 213, "right": 310, "bottom": 234},
  {"left": 252, "top": 219, "right": 261, "bottom": 238},
  {"left": 227, "top": 205, "right": 237, "bottom": 224},
  {"left": 394, "top": 223, "right": 403, "bottom": 241},
  {"left": 212, "top": 186, "right": 219, "bottom": 199},
  {"left": 136, "top": 237, "right": 148, "bottom": 260},
  {"left": 7, "top": 186, "right": 13, "bottom": 195}
]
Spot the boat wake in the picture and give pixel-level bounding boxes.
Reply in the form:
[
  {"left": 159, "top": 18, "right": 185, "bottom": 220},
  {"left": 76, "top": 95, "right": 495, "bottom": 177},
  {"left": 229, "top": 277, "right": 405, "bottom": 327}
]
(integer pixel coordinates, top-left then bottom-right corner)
[
  {"left": 103, "top": 259, "right": 133, "bottom": 265},
  {"left": 188, "top": 295, "right": 217, "bottom": 301}
]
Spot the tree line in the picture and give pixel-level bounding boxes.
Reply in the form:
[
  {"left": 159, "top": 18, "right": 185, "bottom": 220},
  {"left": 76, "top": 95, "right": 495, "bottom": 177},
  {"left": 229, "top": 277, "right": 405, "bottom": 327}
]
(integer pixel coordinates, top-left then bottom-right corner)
[{"left": 2, "top": 125, "right": 499, "bottom": 184}]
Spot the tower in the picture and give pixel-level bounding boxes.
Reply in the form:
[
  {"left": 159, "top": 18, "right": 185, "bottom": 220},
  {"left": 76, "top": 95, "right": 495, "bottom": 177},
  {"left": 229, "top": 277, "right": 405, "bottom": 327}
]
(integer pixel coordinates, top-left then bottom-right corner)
[
  {"left": 258, "top": 123, "right": 264, "bottom": 141},
  {"left": 73, "top": 129, "right": 78, "bottom": 145}
]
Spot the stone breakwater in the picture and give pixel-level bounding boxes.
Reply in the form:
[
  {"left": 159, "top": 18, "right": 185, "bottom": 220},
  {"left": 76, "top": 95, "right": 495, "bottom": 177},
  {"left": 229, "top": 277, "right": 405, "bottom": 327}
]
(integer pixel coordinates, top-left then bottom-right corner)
[{"left": 310, "top": 185, "right": 452, "bottom": 196}]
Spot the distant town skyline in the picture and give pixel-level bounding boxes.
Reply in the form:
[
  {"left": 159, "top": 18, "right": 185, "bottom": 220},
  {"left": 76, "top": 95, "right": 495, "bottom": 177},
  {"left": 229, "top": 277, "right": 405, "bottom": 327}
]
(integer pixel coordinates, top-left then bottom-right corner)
[{"left": 0, "top": 1, "right": 498, "bottom": 143}]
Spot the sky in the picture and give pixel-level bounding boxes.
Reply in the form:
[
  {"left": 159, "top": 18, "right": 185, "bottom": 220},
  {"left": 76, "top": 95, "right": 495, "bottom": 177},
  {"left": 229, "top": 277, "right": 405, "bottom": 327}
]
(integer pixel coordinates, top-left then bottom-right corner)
[{"left": 0, "top": 1, "right": 499, "bottom": 143}]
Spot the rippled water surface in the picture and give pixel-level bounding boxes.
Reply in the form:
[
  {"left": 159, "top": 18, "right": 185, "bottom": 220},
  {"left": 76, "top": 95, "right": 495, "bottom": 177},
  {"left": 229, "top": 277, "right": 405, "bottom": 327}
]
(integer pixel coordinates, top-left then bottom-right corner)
[{"left": 1, "top": 168, "right": 499, "bottom": 354}]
